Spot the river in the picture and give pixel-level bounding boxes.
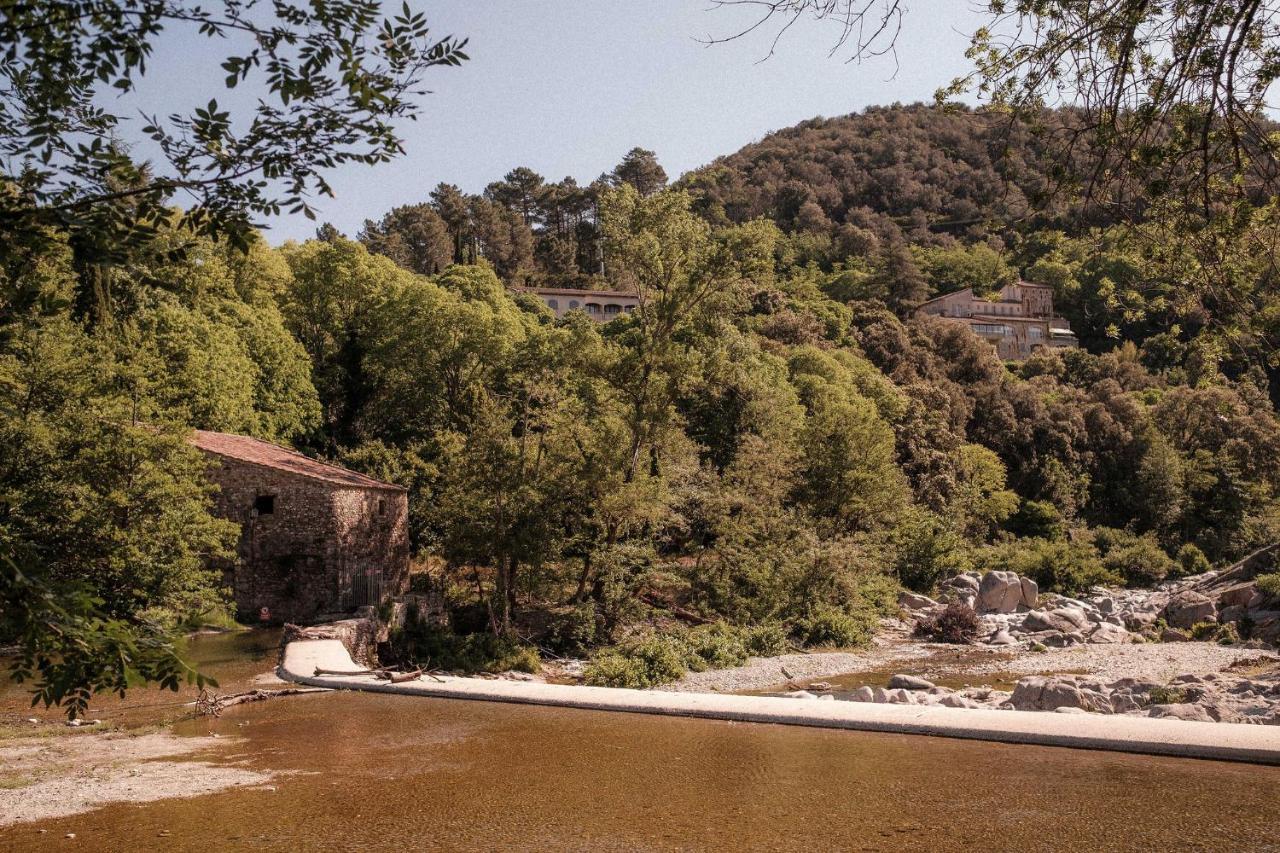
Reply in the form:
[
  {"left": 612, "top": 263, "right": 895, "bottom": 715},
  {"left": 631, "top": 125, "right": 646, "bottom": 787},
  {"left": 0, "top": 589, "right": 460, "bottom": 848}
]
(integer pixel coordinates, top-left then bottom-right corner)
[{"left": 6, "top": 684, "right": 1280, "bottom": 851}]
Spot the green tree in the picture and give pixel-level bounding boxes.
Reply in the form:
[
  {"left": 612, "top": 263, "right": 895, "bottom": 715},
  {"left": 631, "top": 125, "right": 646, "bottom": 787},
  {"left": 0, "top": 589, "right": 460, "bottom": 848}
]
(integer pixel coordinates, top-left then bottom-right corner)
[
  {"left": 0, "top": 1, "right": 468, "bottom": 259},
  {"left": 611, "top": 148, "right": 669, "bottom": 197},
  {"left": 359, "top": 205, "right": 454, "bottom": 276}
]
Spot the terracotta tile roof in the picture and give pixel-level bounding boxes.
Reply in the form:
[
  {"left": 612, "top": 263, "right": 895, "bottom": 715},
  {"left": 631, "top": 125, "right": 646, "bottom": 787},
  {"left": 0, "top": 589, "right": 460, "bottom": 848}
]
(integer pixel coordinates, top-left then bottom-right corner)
[{"left": 190, "top": 430, "right": 406, "bottom": 491}]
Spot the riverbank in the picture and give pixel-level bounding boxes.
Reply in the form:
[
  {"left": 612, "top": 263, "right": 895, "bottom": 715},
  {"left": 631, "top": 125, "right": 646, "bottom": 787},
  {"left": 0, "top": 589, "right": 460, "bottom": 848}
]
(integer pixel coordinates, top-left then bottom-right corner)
[
  {"left": 0, "top": 731, "right": 274, "bottom": 827},
  {"left": 663, "top": 621, "right": 1273, "bottom": 694}
]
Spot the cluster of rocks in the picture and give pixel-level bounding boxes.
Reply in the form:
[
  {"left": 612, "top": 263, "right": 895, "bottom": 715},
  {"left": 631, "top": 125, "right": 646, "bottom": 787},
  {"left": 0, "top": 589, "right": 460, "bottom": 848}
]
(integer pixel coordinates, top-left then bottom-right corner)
[
  {"left": 898, "top": 563, "right": 1280, "bottom": 650},
  {"left": 783, "top": 669, "right": 1280, "bottom": 725}
]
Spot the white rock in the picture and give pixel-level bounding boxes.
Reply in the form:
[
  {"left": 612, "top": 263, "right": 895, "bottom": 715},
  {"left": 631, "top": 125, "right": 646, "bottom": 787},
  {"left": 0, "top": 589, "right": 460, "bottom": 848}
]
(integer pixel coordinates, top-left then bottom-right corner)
[
  {"left": 1019, "top": 576, "right": 1039, "bottom": 609},
  {"left": 977, "top": 570, "right": 1025, "bottom": 613},
  {"left": 1088, "top": 623, "right": 1131, "bottom": 644}
]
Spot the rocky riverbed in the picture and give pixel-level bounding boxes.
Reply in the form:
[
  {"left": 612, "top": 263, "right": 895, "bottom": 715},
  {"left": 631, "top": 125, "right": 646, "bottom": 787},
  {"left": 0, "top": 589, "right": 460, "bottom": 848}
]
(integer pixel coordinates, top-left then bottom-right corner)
[{"left": 666, "top": 560, "right": 1280, "bottom": 724}]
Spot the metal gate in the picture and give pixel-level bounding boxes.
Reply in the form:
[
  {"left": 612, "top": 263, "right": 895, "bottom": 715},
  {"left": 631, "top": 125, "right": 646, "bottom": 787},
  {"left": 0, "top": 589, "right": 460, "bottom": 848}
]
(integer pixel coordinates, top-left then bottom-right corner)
[{"left": 350, "top": 566, "right": 383, "bottom": 608}]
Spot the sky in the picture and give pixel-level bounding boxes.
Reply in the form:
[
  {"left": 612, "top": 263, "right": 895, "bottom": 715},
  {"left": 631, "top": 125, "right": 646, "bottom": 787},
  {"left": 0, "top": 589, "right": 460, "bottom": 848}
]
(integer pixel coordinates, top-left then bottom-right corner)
[{"left": 127, "top": 1, "right": 986, "bottom": 243}]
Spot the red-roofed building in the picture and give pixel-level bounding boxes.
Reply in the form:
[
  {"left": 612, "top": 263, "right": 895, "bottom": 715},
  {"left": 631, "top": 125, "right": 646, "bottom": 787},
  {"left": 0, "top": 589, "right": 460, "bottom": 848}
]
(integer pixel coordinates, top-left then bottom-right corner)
[
  {"left": 190, "top": 430, "right": 409, "bottom": 623},
  {"left": 915, "top": 281, "right": 1078, "bottom": 360}
]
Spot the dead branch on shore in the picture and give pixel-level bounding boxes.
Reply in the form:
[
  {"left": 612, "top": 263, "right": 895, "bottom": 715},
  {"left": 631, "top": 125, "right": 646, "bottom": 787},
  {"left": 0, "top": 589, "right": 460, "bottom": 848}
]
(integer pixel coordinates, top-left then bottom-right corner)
[
  {"left": 311, "top": 665, "right": 430, "bottom": 683},
  {"left": 196, "top": 687, "right": 325, "bottom": 717}
]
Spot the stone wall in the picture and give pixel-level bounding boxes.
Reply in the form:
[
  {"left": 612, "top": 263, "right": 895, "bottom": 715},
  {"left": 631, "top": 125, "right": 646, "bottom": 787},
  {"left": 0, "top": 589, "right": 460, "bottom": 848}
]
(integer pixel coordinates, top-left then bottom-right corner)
[
  {"left": 202, "top": 455, "right": 409, "bottom": 623},
  {"left": 330, "top": 486, "right": 411, "bottom": 610}
]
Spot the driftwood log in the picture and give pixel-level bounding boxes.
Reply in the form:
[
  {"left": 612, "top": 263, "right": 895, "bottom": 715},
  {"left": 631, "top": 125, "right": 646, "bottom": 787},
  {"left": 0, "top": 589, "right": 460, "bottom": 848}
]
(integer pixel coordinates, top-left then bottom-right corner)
[{"left": 196, "top": 687, "right": 325, "bottom": 717}]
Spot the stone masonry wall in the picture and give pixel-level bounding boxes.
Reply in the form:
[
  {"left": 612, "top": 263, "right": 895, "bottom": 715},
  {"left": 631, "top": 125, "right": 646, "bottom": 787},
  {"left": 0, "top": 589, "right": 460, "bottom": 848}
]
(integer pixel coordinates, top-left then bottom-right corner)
[
  {"left": 329, "top": 487, "right": 410, "bottom": 610},
  {"left": 202, "top": 454, "right": 407, "bottom": 623}
]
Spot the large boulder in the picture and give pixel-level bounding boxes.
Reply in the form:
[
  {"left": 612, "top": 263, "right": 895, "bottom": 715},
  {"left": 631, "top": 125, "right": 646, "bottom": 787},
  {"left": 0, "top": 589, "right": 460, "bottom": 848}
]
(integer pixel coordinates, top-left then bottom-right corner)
[
  {"left": 944, "top": 573, "right": 981, "bottom": 594},
  {"left": 887, "top": 674, "right": 935, "bottom": 691},
  {"left": 985, "top": 628, "right": 1018, "bottom": 646},
  {"left": 1163, "top": 590, "right": 1217, "bottom": 630},
  {"left": 977, "top": 571, "right": 1024, "bottom": 613},
  {"left": 1148, "top": 703, "right": 1215, "bottom": 723},
  {"left": 1010, "top": 676, "right": 1112, "bottom": 713},
  {"left": 1217, "top": 582, "right": 1258, "bottom": 609},
  {"left": 1019, "top": 576, "right": 1039, "bottom": 609},
  {"left": 1022, "top": 607, "right": 1091, "bottom": 633},
  {"left": 898, "top": 591, "right": 939, "bottom": 611},
  {"left": 1088, "top": 622, "right": 1130, "bottom": 644}
]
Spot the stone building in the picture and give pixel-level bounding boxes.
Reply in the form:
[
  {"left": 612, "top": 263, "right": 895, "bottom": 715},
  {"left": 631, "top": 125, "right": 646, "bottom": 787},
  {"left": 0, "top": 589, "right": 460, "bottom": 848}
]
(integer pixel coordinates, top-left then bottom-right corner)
[
  {"left": 190, "top": 430, "right": 410, "bottom": 624},
  {"left": 519, "top": 286, "right": 640, "bottom": 322},
  {"left": 915, "top": 280, "right": 1078, "bottom": 360}
]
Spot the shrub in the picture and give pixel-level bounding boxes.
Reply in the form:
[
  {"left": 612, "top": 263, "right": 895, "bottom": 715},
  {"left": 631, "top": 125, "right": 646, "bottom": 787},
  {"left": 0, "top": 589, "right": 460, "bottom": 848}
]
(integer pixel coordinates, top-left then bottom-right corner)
[
  {"left": 1148, "top": 685, "right": 1189, "bottom": 705},
  {"left": 848, "top": 570, "right": 902, "bottom": 615},
  {"left": 1099, "top": 535, "right": 1175, "bottom": 587},
  {"left": 744, "top": 622, "right": 789, "bottom": 657},
  {"left": 976, "top": 538, "right": 1119, "bottom": 596},
  {"left": 912, "top": 601, "right": 980, "bottom": 644},
  {"left": 1189, "top": 621, "right": 1219, "bottom": 641},
  {"left": 790, "top": 605, "right": 875, "bottom": 648},
  {"left": 1257, "top": 572, "right": 1280, "bottom": 600},
  {"left": 1174, "top": 543, "right": 1212, "bottom": 578},
  {"left": 583, "top": 635, "right": 688, "bottom": 688},
  {"left": 544, "top": 602, "right": 599, "bottom": 656},
  {"left": 583, "top": 653, "right": 652, "bottom": 689},
  {"left": 619, "top": 635, "right": 689, "bottom": 682},
  {"left": 387, "top": 624, "right": 541, "bottom": 674},
  {"left": 890, "top": 511, "right": 972, "bottom": 593},
  {"left": 1005, "top": 499, "right": 1066, "bottom": 540},
  {"left": 683, "top": 622, "right": 750, "bottom": 671},
  {"left": 1216, "top": 623, "right": 1241, "bottom": 645}
]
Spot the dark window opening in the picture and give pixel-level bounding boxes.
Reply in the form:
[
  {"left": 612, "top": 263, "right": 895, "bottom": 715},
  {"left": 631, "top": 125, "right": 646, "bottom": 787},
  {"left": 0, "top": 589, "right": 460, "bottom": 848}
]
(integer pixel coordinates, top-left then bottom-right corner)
[
  {"left": 378, "top": 498, "right": 387, "bottom": 516},
  {"left": 254, "top": 494, "right": 275, "bottom": 516}
]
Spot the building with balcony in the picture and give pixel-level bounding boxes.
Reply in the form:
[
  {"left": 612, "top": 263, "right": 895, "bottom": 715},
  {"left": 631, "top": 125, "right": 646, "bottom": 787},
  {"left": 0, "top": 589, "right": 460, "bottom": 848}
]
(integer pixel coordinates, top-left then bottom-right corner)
[
  {"left": 519, "top": 287, "right": 640, "bottom": 322},
  {"left": 915, "top": 280, "right": 1078, "bottom": 360}
]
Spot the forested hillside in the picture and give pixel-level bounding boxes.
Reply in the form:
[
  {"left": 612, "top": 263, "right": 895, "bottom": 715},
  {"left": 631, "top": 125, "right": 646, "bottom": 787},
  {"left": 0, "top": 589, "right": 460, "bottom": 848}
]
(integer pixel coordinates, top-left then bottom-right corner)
[{"left": 6, "top": 93, "right": 1280, "bottom": 697}]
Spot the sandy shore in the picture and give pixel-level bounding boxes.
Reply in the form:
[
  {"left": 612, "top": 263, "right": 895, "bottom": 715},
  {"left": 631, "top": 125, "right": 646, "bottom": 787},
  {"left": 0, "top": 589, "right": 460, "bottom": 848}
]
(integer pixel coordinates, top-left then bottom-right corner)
[{"left": 0, "top": 731, "right": 274, "bottom": 827}]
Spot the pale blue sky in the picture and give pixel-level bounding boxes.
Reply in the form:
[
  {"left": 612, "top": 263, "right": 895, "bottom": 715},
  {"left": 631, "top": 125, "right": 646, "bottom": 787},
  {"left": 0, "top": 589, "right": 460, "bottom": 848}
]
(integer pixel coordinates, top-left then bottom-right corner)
[{"left": 129, "top": 1, "right": 985, "bottom": 242}]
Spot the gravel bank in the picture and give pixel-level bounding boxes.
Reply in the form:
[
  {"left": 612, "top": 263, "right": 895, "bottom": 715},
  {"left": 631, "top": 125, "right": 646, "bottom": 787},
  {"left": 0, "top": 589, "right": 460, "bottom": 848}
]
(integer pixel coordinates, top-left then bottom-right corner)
[
  {"left": 0, "top": 732, "right": 274, "bottom": 826},
  {"left": 660, "top": 628, "right": 930, "bottom": 694},
  {"left": 966, "top": 641, "right": 1272, "bottom": 683},
  {"left": 661, "top": 632, "right": 1275, "bottom": 695}
]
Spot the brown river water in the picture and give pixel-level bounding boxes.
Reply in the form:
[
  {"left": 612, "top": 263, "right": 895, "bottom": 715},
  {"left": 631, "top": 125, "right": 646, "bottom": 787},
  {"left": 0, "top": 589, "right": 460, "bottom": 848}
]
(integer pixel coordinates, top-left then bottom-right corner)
[{"left": 4, "top": 631, "right": 1280, "bottom": 851}]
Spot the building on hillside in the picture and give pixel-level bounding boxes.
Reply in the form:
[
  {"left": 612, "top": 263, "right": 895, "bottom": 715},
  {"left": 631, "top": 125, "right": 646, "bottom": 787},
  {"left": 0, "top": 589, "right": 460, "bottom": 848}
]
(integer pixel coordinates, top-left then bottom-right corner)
[
  {"left": 915, "top": 280, "right": 1078, "bottom": 360},
  {"left": 518, "top": 286, "right": 640, "bottom": 322},
  {"left": 190, "top": 430, "right": 409, "bottom": 624}
]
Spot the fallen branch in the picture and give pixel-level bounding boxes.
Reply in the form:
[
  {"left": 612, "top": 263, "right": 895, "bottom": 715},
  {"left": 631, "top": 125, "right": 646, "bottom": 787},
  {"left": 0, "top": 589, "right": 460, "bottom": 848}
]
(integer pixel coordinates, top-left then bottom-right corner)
[
  {"left": 196, "top": 687, "right": 326, "bottom": 717},
  {"left": 314, "top": 666, "right": 379, "bottom": 677},
  {"left": 383, "top": 668, "right": 423, "bottom": 684}
]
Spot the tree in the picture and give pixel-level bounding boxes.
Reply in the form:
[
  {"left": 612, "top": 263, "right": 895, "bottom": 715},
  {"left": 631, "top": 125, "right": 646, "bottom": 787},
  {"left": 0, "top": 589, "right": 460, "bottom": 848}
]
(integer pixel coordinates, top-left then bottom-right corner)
[
  {"left": 868, "top": 239, "right": 928, "bottom": 315},
  {"left": 486, "top": 167, "right": 547, "bottom": 227},
  {"left": 611, "top": 148, "right": 669, "bottom": 197},
  {"left": 430, "top": 183, "right": 475, "bottom": 264},
  {"left": 0, "top": 1, "right": 468, "bottom": 260},
  {"left": 279, "top": 237, "right": 413, "bottom": 449},
  {"left": 360, "top": 205, "right": 454, "bottom": 276}
]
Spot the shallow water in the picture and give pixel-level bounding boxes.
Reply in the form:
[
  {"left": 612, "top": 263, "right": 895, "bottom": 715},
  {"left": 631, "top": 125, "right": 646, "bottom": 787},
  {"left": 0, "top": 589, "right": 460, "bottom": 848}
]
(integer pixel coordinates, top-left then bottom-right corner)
[
  {"left": 0, "top": 628, "right": 282, "bottom": 729},
  {"left": 7, "top": 689, "right": 1280, "bottom": 851}
]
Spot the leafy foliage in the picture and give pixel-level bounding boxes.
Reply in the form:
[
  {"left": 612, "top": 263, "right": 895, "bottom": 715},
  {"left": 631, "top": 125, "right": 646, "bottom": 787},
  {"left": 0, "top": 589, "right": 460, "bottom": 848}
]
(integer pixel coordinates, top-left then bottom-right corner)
[{"left": 1, "top": 548, "right": 214, "bottom": 719}]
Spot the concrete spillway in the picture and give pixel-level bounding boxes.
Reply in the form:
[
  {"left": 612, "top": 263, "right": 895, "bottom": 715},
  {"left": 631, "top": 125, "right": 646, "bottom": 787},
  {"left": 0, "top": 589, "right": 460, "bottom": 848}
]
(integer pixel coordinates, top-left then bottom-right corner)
[{"left": 279, "top": 639, "right": 1280, "bottom": 765}]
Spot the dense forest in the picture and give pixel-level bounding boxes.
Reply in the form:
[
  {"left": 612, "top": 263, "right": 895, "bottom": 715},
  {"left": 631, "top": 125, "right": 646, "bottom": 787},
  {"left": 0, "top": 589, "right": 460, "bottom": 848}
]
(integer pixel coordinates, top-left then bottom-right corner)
[{"left": 6, "top": 101, "right": 1280, "bottom": 690}]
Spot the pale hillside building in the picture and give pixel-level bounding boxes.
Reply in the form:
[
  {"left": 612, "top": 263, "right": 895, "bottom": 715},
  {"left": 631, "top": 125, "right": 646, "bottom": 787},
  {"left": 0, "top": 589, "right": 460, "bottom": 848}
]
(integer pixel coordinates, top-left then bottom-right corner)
[
  {"left": 915, "top": 280, "right": 1078, "bottom": 360},
  {"left": 519, "top": 287, "right": 640, "bottom": 322}
]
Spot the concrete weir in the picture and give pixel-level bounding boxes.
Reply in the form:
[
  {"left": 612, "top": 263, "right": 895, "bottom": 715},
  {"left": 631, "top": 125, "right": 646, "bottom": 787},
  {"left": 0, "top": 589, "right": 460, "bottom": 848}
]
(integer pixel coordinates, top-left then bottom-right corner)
[{"left": 279, "top": 640, "right": 1280, "bottom": 765}]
